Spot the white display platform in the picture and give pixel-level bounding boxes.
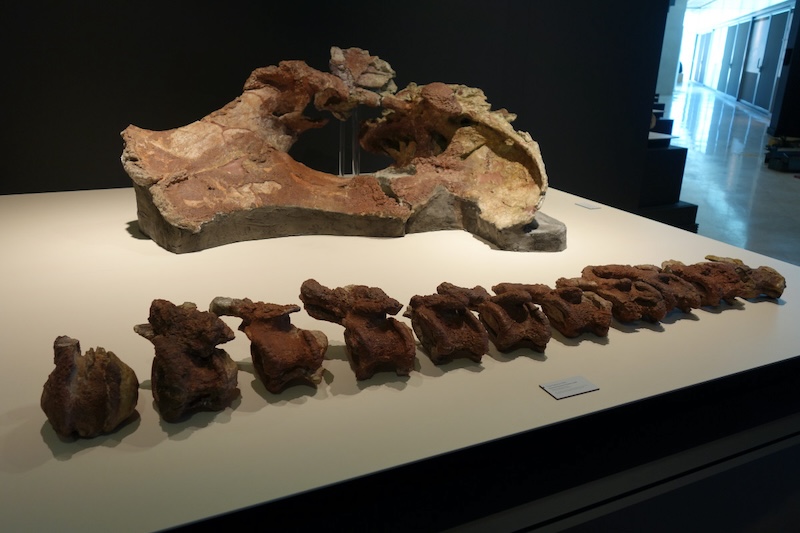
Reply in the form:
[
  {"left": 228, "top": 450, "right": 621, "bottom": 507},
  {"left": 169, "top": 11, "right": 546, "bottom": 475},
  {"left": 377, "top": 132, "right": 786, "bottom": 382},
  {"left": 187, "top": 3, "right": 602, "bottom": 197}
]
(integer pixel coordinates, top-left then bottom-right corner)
[{"left": 0, "top": 187, "right": 797, "bottom": 532}]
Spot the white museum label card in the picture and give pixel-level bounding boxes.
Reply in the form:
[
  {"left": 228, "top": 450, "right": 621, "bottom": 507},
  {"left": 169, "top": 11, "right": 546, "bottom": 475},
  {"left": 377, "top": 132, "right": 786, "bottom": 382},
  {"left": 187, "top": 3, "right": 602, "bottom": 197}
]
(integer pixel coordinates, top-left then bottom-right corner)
[{"left": 540, "top": 376, "right": 599, "bottom": 400}]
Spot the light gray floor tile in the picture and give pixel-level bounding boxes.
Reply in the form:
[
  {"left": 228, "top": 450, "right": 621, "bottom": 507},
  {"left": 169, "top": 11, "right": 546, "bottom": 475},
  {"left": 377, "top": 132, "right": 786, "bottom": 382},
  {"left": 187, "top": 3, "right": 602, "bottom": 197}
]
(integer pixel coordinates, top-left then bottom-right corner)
[{"left": 666, "top": 83, "right": 800, "bottom": 266}]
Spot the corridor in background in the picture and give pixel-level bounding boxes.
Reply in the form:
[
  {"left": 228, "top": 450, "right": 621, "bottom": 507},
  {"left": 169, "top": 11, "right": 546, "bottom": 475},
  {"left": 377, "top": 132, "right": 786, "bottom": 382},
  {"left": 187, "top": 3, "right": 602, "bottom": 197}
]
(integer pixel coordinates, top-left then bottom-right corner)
[{"left": 666, "top": 82, "right": 800, "bottom": 266}]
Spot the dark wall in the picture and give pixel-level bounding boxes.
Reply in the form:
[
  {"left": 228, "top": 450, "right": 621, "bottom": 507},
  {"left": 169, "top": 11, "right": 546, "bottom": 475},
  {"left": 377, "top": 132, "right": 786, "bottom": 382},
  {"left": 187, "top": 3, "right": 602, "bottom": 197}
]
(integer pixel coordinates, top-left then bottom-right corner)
[{"left": 2, "top": 1, "right": 669, "bottom": 212}]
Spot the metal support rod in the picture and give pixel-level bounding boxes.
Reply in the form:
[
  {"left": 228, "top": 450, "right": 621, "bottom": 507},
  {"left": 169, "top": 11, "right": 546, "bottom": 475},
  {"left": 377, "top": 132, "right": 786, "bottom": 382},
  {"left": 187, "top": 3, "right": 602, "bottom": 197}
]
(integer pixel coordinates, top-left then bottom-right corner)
[
  {"left": 351, "top": 108, "right": 360, "bottom": 177},
  {"left": 338, "top": 119, "right": 345, "bottom": 177}
]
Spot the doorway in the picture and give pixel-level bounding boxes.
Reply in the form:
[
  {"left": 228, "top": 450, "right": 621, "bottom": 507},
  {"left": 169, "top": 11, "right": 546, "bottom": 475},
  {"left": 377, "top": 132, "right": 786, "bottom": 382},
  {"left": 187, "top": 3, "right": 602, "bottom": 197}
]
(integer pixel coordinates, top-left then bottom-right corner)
[
  {"left": 738, "top": 11, "right": 789, "bottom": 111},
  {"left": 689, "top": 6, "right": 792, "bottom": 113}
]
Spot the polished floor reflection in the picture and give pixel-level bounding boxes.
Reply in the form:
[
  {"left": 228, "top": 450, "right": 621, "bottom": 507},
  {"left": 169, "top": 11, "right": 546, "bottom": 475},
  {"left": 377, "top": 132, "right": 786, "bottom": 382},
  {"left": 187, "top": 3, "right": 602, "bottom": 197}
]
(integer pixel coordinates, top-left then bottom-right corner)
[{"left": 665, "top": 82, "right": 800, "bottom": 266}]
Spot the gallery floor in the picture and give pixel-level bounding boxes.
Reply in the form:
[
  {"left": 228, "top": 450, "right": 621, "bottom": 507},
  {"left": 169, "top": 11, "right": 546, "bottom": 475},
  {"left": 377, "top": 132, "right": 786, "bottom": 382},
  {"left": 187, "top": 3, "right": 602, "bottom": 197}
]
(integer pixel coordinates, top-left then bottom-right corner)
[
  {"left": 557, "top": 83, "right": 800, "bottom": 532},
  {"left": 668, "top": 82, "right": 800, "bottom": 267}
]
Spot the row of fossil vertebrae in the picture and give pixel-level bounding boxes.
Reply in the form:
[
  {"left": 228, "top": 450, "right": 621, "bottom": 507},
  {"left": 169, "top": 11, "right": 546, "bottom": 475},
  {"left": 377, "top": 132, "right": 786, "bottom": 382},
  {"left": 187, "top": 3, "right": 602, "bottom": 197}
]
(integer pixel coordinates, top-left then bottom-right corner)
[{"left": 41, "top": 255, "right": 785, "bottom": 437}]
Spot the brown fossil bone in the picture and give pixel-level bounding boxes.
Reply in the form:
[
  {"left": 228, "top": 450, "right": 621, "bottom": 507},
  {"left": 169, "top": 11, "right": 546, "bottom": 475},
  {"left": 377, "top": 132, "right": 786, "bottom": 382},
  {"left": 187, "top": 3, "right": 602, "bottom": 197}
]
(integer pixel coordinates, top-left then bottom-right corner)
[
  {"left": 329, "top": 46, "right": 398, "bottom": 112},
  {"left": 299, "top": 279, "right": 416, "bottom": 380},
  {"left": 210, "top": 297, "right": 328, "bottom": 393},
  {"left": 134, "top": 299, "right": 238, "bottom": 422},
  {"left": 404, "top": 286, "right": 489, "bottom": 365},
  {"left": 121, "top": 54, "right": 409, "bottom": 253},
  {"left": 477, "top": 290, "right": 551, "bottom": 353},
  {"left": 361, "top": 81, "right": 550, "bottom": 250},
  {"left": 435, "top": 282, "right": 492, "bottom": 309},
  {"left": 556, "top": 275, "right": 668, "bottom": 323},
  {"left": 661, "top": 260, "right": 746, "bottom": 307},
  {"left": 121, "top": 47, "right": 554, "bottom": 253},
  {"left": 41, "top": 336, "right": 139, "bottom": 439},
  {"left": 580, "top": 264, "right": 702, "bottom": 313},
  {"left": 704, "top": 255, "right": 787, "bottom": 299},
  {"left": 493, "top": 282, "right": 612, "bottom": 338}
]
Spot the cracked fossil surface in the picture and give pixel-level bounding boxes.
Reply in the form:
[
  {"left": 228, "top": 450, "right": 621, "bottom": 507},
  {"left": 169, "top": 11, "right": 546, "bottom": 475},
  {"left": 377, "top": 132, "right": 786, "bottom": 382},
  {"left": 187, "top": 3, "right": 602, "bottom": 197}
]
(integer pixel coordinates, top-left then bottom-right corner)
[
  {"left": 493, "top": 282, "right": 612, "bottom": 338},
  {"left": 405, "top": 287, "right": 489, "bottom": 365},
  {"left": 210, "top": 297, "right": 328, "bottom": 393},
  {"left": 134, "top": 300, "right": 238, "bottom": 422},
  {"left": 121, "top": 47, "right": 558, "bottom": 253},
  {"left": 477, "top": 290, "right": 552, "bottom": 353},
  {"left": 41, "top": 336, "right": 139, "bottom": 439},
  {"left": 299, "top": 279, "right": 415, "bottom": 380}
]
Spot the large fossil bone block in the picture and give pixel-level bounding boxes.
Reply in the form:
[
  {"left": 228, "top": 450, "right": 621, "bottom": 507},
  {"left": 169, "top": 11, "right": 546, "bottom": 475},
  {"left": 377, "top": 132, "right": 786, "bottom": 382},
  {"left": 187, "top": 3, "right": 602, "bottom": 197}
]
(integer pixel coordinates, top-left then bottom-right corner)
[{"left": 121, "top": 47, "right": 562, "bottom": 253}]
